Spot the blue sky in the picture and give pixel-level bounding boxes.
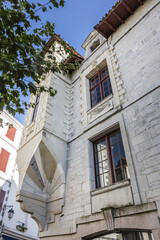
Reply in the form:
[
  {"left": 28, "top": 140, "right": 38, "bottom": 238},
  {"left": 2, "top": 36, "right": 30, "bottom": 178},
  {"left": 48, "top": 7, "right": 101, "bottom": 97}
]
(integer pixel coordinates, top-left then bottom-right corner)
[{"left": 15, "top": 0, "right": 117, "bottom": 124}]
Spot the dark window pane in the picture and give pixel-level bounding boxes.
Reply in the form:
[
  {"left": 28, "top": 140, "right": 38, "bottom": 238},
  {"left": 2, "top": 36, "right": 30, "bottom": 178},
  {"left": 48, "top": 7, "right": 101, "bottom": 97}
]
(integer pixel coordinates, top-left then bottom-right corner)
[
  {"left": 101, "top": 66, "right": 109, "bottom": 80},
  {"left": 110, "top": 133, "right": 118, "bottom": 144},
  {"left": 117, "top": 132, "right": 121, "bottom": 140},
  {"left": 119, "top": 141, "right": 124, "bottom": 153},
  {"left": 111, "top": 143, "right": 119, "bottom": 156},
  {"left": 115, "top": 167, "right": 123, "bottom": 182},
  {"left": 94, "top": 130, "right": 128, "bottom": 189},
  {"left": 120, "top": 152, "right": 125, "bottom": 159},
  {"left": 96, "top": 175, "right": 101, "bottom": 188},
  {"left": 113, "top": 155, "right": 120, "bottom": 168},
  {"left": 90, "top": 39, "right": 100, "bottom": 52},
  {"left": 90, "top": 74, "right": 99, "bottom": 88},
  {"left": 102, "top": 78, "right": 112, "bottom": 98},
  {"left": 121, "top": 156, "right": 127, "bottom": 165},
  {"left": 110, "top": 131, "right": 128, "bottom": 183},
  {"left": 97, "top": 96, "right": 101, "bottom": 103},
  {"left": 104, "top": 91, "right": 109, "bottom": 98},
  {"left": 96, "top": 164, "right": 100, "bottom": 175},
  {"left": 91, "top": 86, "right": 101, "bottom": 107}
]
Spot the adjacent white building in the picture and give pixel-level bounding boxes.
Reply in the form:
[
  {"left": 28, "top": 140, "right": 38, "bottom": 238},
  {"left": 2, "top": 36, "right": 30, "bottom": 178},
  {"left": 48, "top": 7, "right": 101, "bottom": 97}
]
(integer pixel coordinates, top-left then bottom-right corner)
[{"left": 0, "top": 111, "right": 39, "bottom": 240}]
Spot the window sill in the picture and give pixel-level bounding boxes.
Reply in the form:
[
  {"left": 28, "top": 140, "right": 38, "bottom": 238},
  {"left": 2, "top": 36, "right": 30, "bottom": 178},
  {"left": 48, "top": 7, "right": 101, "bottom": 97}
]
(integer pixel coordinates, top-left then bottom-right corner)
[
  {"left": 91, "top": 179, "right": 130, "bottom": 197},
  {"left": 87, "top": 94, "right": 113, "bottom": 124}
]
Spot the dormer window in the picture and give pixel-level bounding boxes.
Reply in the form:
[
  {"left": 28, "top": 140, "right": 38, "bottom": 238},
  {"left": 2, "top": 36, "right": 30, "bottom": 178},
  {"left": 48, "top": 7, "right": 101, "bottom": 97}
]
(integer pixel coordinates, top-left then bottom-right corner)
[
  {"left": 90, "top": 39, "right": 100, "bottom": 52},
  {"left": 89, "top": 66, "right": 112, "bottom": 107}
]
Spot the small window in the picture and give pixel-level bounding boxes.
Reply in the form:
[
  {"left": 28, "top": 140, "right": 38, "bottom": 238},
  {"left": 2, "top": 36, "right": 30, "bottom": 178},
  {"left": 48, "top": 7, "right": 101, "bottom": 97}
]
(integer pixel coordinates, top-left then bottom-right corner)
[
  {"left": 0, "top": 148, "right": 10, "bottom": 173},
  {"left": 90, "top": 66, "right": 112, "bottom": 107},
  {"left": 31, "top": 94, "right": 40, "bottom": 122},
  {"left": 93, "top": 130, "right": 128, "bottom": 188},
  {"left": 6, "top": 126, "right": 17, "bottom": 141},
  {"left": 90, "top": 39, "right": 100, "bottom": 52}
]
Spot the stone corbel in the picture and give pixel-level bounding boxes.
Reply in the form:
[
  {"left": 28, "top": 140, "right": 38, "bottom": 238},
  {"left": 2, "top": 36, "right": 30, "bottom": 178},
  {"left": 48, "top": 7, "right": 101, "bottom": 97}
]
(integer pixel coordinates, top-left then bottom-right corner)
[{"left": 102, "top": 207, "right": 115, "bottom": 231}]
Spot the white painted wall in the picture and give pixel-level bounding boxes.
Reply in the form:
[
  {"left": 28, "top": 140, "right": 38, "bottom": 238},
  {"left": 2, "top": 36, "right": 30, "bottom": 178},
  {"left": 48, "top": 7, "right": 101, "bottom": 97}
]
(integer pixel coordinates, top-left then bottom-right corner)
[{"left": 0, "top": 111, "right": 39, "bottom": 239}]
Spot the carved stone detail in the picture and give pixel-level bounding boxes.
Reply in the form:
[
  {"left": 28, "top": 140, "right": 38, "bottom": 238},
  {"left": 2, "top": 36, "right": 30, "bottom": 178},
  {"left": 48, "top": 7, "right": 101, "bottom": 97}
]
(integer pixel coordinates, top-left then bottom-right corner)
[
  {"left": 63, "top": 83, "right": 74, "bottom": 140},
  {"left": 102, "top": 208, "right": 115, "bottom": 231},
  {"left": 88, "top": 97, "right": 113, "bottom": 123},
  {"left": 17, "top": 137, "right": 66, "bottom": 231},
  {"left": 79, "top": 75, "right": 85, "bottom": 127},
  {"left": 107, "top": 36, "right": 126, "bottom": 108}
]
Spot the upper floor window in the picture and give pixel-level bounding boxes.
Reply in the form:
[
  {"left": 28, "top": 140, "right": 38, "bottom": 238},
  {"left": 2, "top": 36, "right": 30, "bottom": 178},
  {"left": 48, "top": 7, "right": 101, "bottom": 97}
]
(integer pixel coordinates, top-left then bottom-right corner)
[
  {"left": 89, "top": 66, "right": 112, "bottom": 108},
  {"left": 6, "top": 126, "right": 17, "bottom": 141},
  {"left": 0, "top": 148, "right": 10, "bottom": 173},
  {"left": 93, "top": 130, "right": 128, "bottom": 189},
  {"left": 90, "top": 39, "right": 100, "bottom": 52},
  {"left": 31, "top": 94, "right": 40, "bottom": 122}
]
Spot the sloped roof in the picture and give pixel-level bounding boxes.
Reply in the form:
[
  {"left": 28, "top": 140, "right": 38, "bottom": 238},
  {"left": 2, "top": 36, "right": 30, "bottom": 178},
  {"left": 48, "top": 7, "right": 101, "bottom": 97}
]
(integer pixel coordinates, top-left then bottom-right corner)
[
  {"left": 94, "top": 0, "right": 145, "bottom": 38},
  {"left": 45, "top": 33, "right": 84, "bottom": 63}
]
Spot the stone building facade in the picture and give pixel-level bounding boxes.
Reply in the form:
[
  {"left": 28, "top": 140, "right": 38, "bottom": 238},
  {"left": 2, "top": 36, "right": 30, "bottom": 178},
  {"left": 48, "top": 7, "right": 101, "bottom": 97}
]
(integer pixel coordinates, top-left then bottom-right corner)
[{"left": 16, "top": 0, "right": 160, "bottom": 239}]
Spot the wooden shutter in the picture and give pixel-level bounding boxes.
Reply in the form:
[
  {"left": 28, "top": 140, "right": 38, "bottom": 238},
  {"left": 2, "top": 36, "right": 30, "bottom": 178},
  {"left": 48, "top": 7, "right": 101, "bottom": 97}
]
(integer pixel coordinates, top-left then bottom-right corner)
[
  {"left": 6, "top": 126, "right": 17, "bottom": 141},
  {"left": 0, "top": 189, "right": 6, "bottom": 212},
  {"left": 0, "top": 148, "right": 10, "bottom": 172}
]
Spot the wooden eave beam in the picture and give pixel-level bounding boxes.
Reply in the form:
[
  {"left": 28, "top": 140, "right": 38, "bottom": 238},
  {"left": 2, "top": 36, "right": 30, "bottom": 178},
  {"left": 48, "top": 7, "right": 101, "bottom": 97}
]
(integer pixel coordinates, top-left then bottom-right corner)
[
  {"left": 136, "top": 0, "right": 143, "bottom": 5},
  {"left": 105, "top": 20, "right": 116, "bottom": 32},
  {"left": 121, "top": 1, "right": 134, "bottom": 14},
  {"left": 94, "top": 26, "right": 108, "bottom": 39},
  {"left": 112, "top": 11, "right": 124, "bottom": 24}
]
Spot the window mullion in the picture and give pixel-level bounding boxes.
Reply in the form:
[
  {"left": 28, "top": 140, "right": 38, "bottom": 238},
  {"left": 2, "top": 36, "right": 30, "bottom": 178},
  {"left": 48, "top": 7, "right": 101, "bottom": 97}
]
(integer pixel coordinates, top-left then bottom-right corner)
[
  {"left": 93, "top": 143, "right": 99, "bottom": 188},
  {"left": 105, "top": 135, "right": 114, "bottom": 184},
  {"left": 99, "top": 71, "right": 104, "bottom": 100}
]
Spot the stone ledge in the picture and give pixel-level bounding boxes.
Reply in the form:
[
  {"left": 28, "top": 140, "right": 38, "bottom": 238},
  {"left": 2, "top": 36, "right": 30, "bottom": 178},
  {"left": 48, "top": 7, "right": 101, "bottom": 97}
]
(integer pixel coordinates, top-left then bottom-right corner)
[
  {"left": 91, "top": 179, "right": 130, "bottom": 197},
  {"left": 76, "top": 212, "right": 104, "bottom": 225},
  {"left": 115, "top": 202, "right": 157, "bottom": 218}
]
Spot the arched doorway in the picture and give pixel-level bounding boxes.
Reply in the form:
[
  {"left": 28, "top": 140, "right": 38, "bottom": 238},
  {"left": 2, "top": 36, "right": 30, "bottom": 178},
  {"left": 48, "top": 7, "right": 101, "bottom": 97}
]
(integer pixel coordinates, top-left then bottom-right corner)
[{"left": 89, "top": 231, "right": 153, "bottom": 240}]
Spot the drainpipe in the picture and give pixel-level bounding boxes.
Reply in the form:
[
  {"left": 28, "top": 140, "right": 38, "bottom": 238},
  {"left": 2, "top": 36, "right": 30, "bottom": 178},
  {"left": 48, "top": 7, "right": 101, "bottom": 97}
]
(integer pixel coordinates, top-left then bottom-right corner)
[{"left": 122, "top": 112, "right": 143, "bottom": 204}]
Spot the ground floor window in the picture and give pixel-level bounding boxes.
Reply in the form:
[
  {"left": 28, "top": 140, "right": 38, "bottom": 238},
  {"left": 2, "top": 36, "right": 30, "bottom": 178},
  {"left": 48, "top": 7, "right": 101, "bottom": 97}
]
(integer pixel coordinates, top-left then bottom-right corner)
[
  {"left": 93, "top": 129, "right": 129, "bottom": 188},
  {"left": 91, "top": 231, "right": 154, "bottom": 240}
]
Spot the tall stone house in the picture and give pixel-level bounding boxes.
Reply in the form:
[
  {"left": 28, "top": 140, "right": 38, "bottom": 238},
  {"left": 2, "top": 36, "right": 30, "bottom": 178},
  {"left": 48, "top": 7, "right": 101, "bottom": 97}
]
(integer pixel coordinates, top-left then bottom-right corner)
[
  {"left": 16, "top": 0, "right": 160, "bottom": 239},
  {"left": 0, "top": 111, "right": 39, "bottom": 240}
]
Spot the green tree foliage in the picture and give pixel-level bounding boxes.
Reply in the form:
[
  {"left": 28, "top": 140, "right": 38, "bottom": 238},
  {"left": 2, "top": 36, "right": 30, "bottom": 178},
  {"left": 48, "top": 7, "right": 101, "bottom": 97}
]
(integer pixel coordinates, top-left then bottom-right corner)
[{"left": 0, "top": 0, "right": 80, "bottom": 116}]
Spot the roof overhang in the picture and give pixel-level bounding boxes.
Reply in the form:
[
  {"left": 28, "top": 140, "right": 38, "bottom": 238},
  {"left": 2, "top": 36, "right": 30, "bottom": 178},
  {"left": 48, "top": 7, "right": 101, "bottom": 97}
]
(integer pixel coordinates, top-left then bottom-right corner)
[
  {"left": 94, "top": 0, "right": 145, "bottom": 39},
  {"left": 45, "top": 33, "right": 84, "bottom": 65}
]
